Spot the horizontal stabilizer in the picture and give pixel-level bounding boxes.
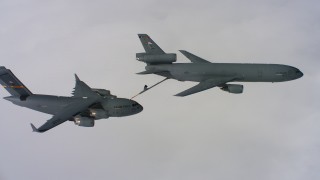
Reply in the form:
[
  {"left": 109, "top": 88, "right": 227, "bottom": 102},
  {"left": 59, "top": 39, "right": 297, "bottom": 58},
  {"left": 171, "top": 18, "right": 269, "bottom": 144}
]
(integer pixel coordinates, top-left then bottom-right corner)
[
  {"left": 179, "top": 50, "right": 211, "bottom": 63},
  {"left": 136, "top": 69, "right": 168, "bottom": 75}
]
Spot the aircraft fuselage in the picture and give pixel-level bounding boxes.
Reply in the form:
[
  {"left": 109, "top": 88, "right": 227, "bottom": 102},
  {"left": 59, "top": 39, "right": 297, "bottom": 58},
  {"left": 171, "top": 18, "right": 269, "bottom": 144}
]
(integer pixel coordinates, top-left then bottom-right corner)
[
  {"left": 4, "top": 95, "right": 143, "bottom": 119},
  {"left": 146, "top": 63, "right": 303, "bottom": 83}
]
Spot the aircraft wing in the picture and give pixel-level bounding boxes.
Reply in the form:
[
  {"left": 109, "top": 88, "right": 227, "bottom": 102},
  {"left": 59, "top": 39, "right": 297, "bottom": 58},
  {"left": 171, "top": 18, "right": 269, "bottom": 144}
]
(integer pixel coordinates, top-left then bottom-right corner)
[
  {"left": 138, "top": 34, "right": 165, "bottom": 54},
  {"left": 175, "top": 77, "right": 234, "bottom": 97},
  {"left": 31, "top": 98, "right": 98, "bottom": 133},
  {"left": 179, "top": 50, "right": 211, "bottom": 63}
]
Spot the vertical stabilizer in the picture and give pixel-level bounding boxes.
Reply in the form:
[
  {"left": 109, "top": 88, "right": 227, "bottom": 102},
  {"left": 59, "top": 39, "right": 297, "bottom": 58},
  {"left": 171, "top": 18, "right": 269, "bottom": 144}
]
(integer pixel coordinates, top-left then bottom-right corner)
[
  {"left": 138, "top": 34, "right": 165, "bottom": 54},
  {"left": 0, "top": 66, "right": 33, "bottom": 97},
  {"left": 136, "top": 34, "right": 177, "bottom": 65}
]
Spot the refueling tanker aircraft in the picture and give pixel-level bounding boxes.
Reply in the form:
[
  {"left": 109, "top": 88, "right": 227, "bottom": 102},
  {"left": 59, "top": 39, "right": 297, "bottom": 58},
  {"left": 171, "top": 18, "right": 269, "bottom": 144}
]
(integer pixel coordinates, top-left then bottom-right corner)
[
  {"left": 0, "top": 66, "right": 143, "bottom": 133},
  {"left": 136, "top": 34, "right": 303, "bottom": 96}
]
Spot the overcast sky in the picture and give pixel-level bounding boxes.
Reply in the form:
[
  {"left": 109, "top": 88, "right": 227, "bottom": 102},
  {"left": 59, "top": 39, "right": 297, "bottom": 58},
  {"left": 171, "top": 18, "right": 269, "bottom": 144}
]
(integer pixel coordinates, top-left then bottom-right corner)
[{"left": 0, "top": 0, "right": 319, "bottom": 180}]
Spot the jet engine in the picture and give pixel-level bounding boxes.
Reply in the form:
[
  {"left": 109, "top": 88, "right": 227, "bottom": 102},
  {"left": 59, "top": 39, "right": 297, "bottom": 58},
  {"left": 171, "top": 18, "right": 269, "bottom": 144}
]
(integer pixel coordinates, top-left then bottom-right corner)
[
  {"left": 221, "top": 84, "right": 243, "bottom": 94},
  {"left": 90, "top": 109, "right": 109, "bottom": 120},
  {"left": 136, "top": 53, "right": 176, "bottom": 64},
  {"left": 74, "top": 116, "right": 94, "bottom": 127}
]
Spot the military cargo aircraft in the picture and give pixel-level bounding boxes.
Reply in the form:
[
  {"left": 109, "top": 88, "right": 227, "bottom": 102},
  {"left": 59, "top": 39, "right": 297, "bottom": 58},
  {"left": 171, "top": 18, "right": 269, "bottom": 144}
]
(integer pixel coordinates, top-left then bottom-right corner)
[
  {"left": 0, "top": 66, "right": 143, "bottom": 133},
  {"left": 136, "top": 34, "right": 303, "bottom": 96}
]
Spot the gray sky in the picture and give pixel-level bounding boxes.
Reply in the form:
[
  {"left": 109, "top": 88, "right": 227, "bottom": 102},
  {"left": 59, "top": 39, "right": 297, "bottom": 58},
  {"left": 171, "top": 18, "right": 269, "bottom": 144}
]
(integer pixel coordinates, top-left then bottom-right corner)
[{"left": 0, "top": 0, "right": 319, "bottom": 180}]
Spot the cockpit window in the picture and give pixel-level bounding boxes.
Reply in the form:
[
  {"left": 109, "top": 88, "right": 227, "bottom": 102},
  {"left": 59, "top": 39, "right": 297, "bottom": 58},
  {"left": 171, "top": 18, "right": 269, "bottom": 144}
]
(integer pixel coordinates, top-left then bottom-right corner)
[{"left": 132, "top": 103, "right": 138, "bottom": 107}]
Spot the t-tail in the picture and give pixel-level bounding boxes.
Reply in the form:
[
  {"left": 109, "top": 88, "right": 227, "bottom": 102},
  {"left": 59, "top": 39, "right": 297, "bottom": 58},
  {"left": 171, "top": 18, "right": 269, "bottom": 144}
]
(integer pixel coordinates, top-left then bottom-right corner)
[
  {"left": 136, "top": 34, "right": 176, "bottom": 65},
  {"left": 0, "top": 66, "right": 33, "bottom": 100}
]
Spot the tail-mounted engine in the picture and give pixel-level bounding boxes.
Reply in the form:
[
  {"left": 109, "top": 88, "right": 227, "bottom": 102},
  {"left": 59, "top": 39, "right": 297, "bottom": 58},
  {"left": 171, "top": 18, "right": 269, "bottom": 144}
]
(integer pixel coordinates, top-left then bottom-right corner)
[
  {"left": 221, "top": 84, "right": 243, "bottom": 94},
  {"left": 136, "top": 53, "right": 176, "bottom": 64},
  {"left": 74, "top": 116, "right": 94, "bottom": 127}
]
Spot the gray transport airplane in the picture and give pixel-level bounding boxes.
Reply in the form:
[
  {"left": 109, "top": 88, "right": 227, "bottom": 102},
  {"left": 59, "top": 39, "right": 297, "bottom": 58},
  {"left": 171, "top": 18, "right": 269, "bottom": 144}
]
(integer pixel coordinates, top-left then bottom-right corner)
[
  {"left": 136, "top": 34, "right": 303, "bottom": 96},
  {"left": 0, "top": 67, "right": 143, "bottom": 133}
]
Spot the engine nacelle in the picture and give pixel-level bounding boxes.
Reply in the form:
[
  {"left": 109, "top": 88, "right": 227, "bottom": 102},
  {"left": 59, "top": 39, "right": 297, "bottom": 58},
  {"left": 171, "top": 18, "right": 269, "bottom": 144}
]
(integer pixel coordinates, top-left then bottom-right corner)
[
  {"left": 90, "top": 109, "right": 109, "bottom": 120},
  {"left": 136, "top": 53, "right": 176, "bottom": 64},
  {"left": 221, "top": 84, "right": 243, "bottom": 94},
  {"left": 74, "top": 116, "right": 95, "bottom": 127}
]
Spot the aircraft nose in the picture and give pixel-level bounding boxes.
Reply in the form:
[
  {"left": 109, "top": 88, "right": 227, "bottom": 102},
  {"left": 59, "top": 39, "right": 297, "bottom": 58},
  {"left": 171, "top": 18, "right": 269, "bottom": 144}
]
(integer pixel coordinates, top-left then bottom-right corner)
[
  {"left": 137, "top": 103, "right": 143, "bottom": 112},
  {"left": 131, "top": 100, "right": 143, "bottom": 113},
  {"left": 299, "top": 71, "right": 303, "bottom": 78},
  {"left": 296, "top": 69, "right": 303, "bottom": 78}
]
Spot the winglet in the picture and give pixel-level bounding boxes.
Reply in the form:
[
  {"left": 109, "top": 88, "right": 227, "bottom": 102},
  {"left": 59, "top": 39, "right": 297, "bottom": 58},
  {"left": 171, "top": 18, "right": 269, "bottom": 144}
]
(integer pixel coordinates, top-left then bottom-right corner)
[
  {"left": 75, "top": 74, "right": 80, "bottom": 82},
  {"left": 30, "top": 123, "right": 40, "bottom": 133},
  {"left": 72, "top": 74, "right": 99, "bottom": 98}
]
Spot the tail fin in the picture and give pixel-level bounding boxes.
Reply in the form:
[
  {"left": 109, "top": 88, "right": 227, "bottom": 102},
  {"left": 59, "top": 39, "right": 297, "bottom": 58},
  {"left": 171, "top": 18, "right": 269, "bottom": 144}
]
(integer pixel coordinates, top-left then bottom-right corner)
[
  {"left": 137, "top": 34, "right": 177, "bottom": 65},
  {"left": 138, "top": 34, "right": 165, "bottom": 55},
  {"left": 0, "top": 66, "right": 33, "bottom": 97}
]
